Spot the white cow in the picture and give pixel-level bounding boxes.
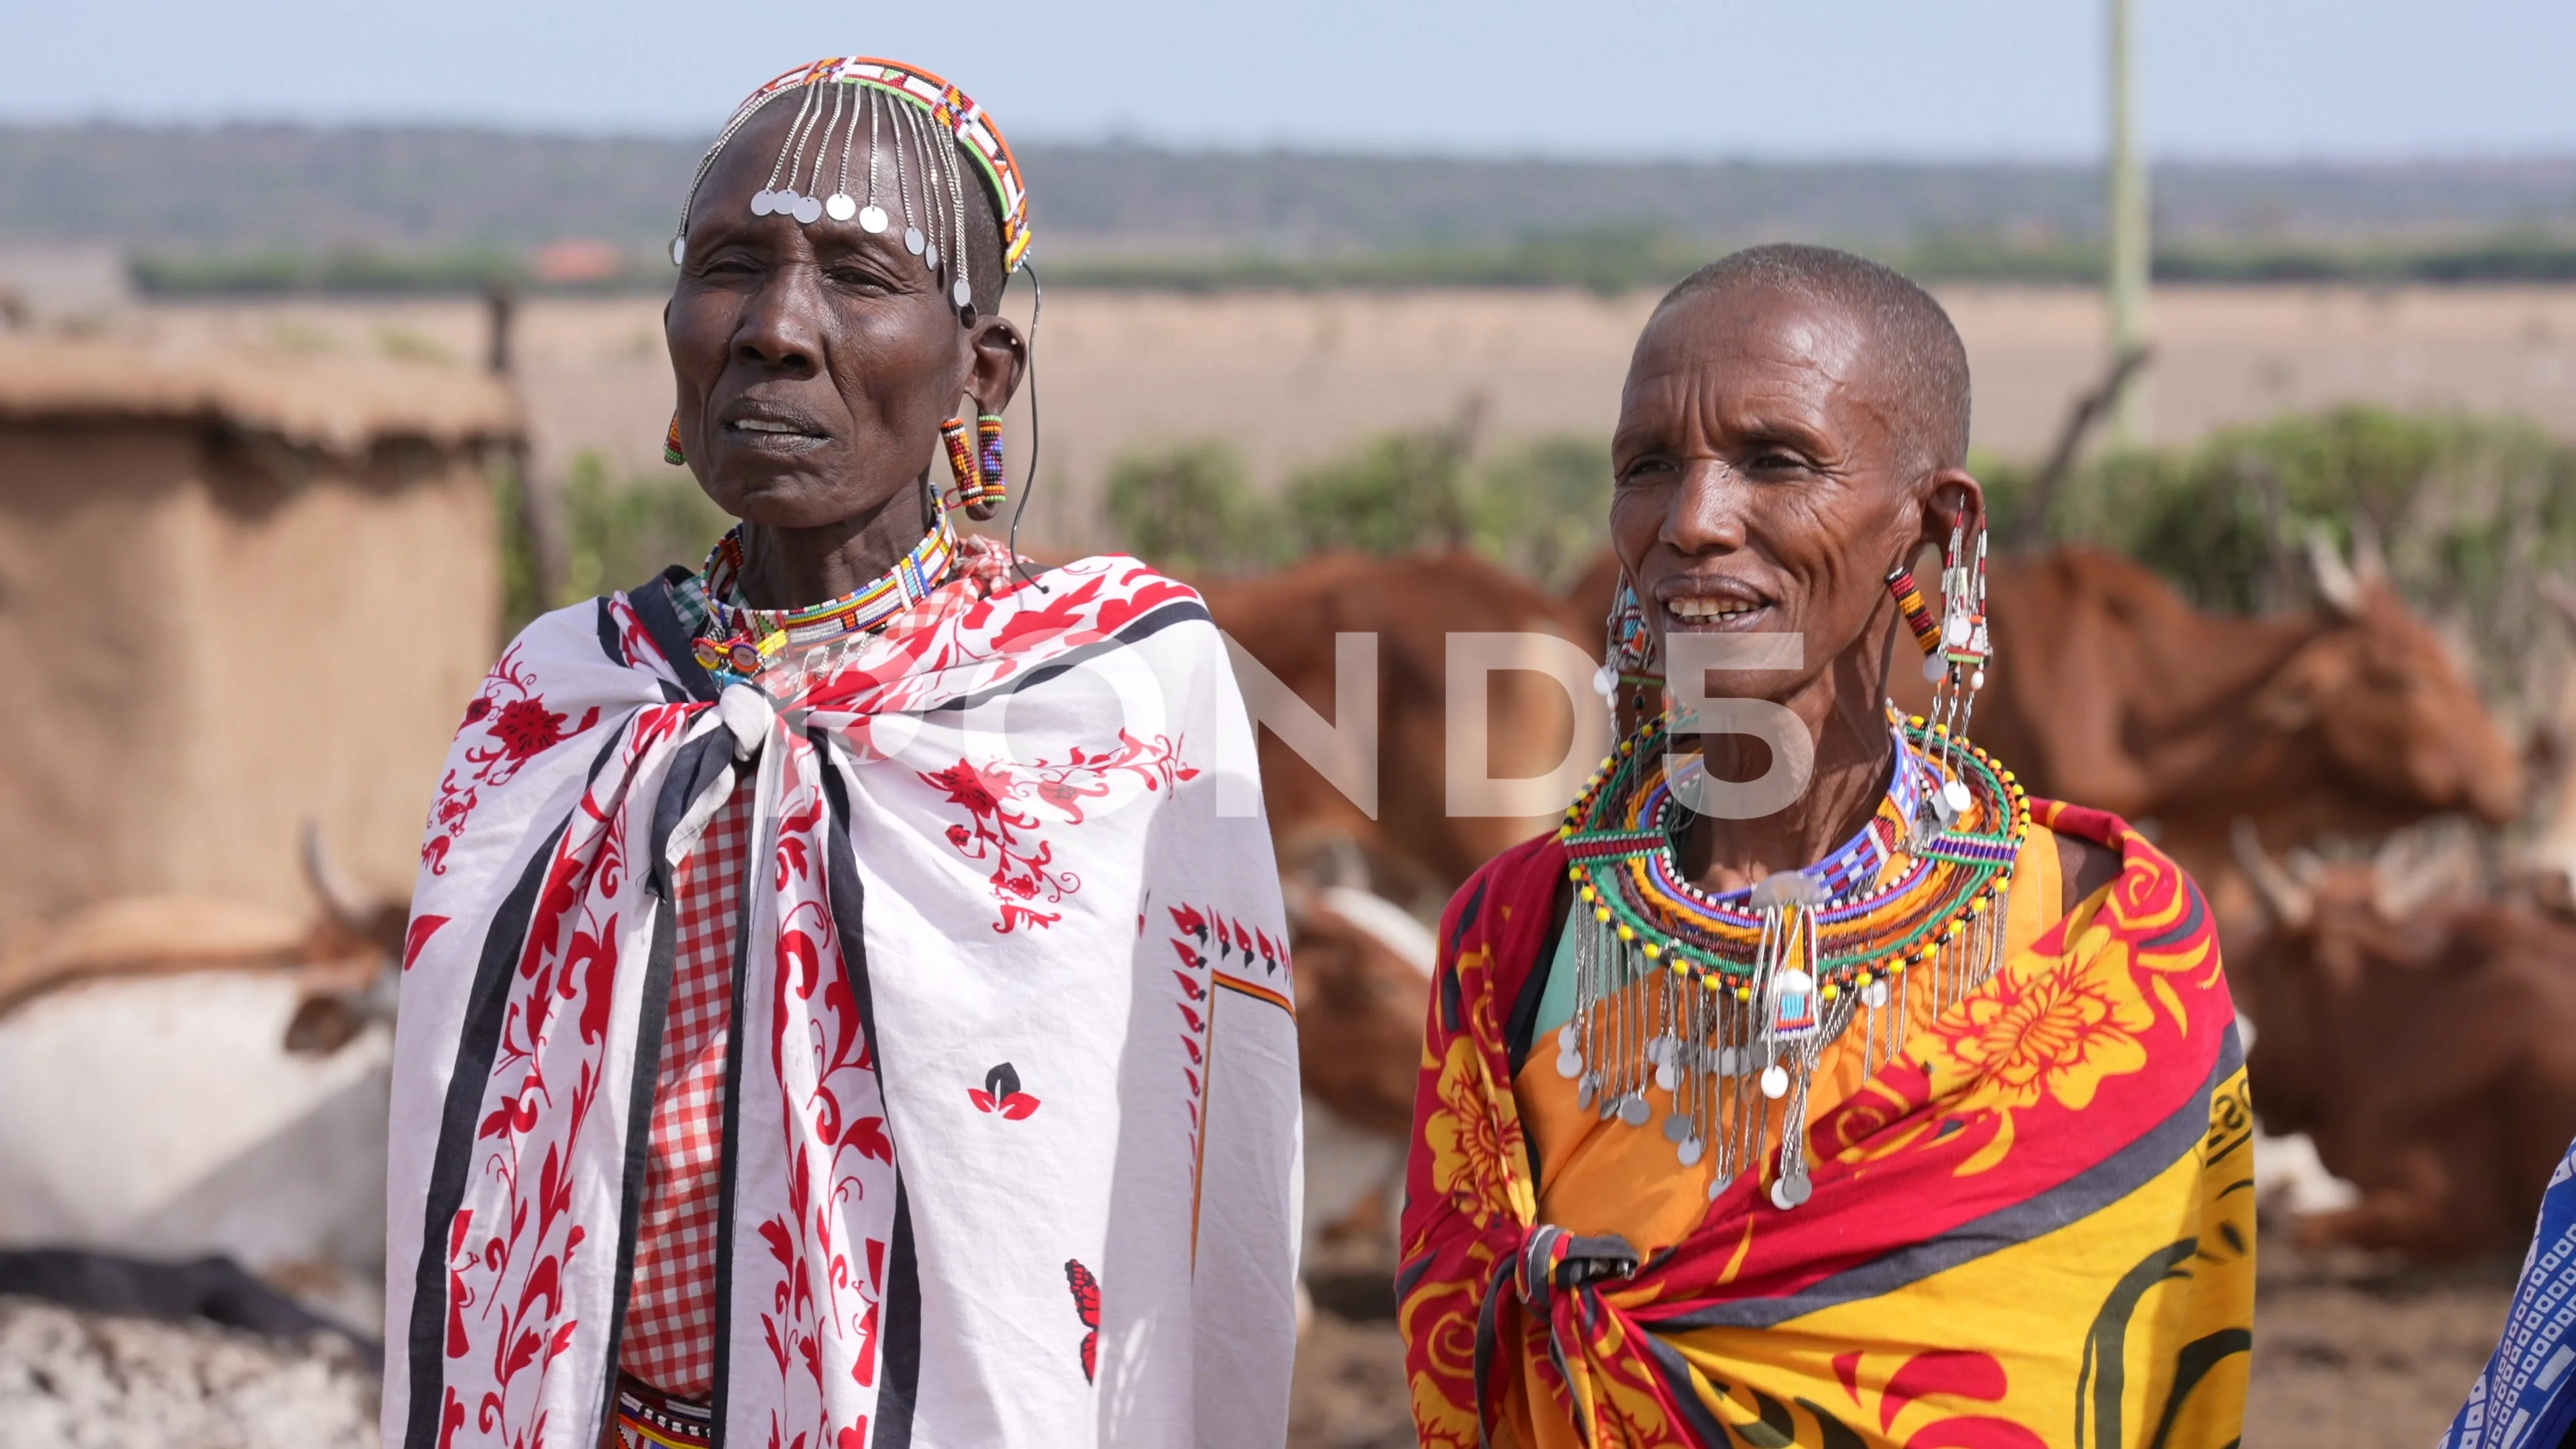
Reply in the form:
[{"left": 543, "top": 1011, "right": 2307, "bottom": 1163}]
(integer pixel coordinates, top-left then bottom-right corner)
[{"left": 0, "top": 896, "right": 391, "bottom": 1335}]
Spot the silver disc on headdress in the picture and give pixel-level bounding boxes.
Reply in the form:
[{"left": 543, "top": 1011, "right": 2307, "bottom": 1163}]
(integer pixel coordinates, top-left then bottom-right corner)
[
  {"left": 825, "top": 193, "right": 857, "bottom": 222},
  {"left": 670, "top": 236, "right": 687, "bottom": 265},
  {"left": 904, "top": 226, "right": 925, "bottom": 256},
  {"left": 793, "top": 194, "right": 824, "bottom": 225},
  {"left": 858, "top": 204, "right": 888, "bottom": 233},
  {"left": 750, "top": 189, "right": 776, "bottom": 215},
  {"left": 952, "top": 278, "right": 974, "bottom": 309},
  {"left": 924, "top": 241, "right": 941, "bottom": 272}
]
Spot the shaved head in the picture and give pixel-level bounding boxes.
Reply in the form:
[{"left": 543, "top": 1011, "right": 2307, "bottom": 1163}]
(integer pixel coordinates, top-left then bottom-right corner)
[{"left": 1655, "top": 244, "right": 1970, "bottom": 474}]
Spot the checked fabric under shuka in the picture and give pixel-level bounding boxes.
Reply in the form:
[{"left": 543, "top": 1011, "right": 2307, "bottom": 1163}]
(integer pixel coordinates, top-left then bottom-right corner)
[
  {"left": 385, "top": 555, "right": 1301, "bottom": 1449},
  {"left": 1398, "top": 802, "right": 2253, "bottom": 1448}
]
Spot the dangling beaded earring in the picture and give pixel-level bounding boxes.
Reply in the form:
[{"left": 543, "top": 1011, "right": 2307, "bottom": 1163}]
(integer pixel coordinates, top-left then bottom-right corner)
[
  {"left": 665, "top": 412, "right": 686, "bottom": 466},
  {"left": 939, "top": 409, "right": 1009, "bottom": 521},
  {"left": 1593, "top": 575, "right": 1660, "bottom": 736},
  {"left": 1886, "top": 515, "right": 1992, "bottom": 831}
]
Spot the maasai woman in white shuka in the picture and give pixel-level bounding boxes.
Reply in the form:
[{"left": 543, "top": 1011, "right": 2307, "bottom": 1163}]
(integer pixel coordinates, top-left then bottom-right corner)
[{"left": 384, "top": 57, "right": 1299, "bottom": 1449}]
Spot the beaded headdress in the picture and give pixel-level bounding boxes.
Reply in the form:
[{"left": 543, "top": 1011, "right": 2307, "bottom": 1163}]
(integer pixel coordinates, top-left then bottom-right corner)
[{"left": 669, "top": 57, "right": 1034, "bottom": 315}]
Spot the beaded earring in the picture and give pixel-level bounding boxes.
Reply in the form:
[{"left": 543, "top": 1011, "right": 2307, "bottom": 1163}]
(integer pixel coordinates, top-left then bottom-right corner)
[
  {"left": 1593, "top": 576, "right": 1660, "bottom": 736},
  {"left": 1888, "top": 518, "right": 1992, "bottom": 829},
  {"left": 665, "top": 412, "right": 686, "bottom": 466},
  {"left": 939, "top": 409, "right": 1008, "bottom": 521}
]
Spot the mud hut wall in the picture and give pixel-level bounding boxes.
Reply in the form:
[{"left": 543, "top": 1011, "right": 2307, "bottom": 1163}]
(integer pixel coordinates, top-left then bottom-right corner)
[{"left": 0, "top": 418, "right": 496, "bottom": 937}]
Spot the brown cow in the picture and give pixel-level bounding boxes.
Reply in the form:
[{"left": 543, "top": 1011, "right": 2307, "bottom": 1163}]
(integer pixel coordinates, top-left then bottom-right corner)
[
  {"left": 2233, "top": 825, "right": 2576, "bottom": 1258},
  {"left": 1203, "top": 550, "right": 1598, "bottom": 908},
  {"left": 1570, "top": 542, "right": 2522, "bottom": 939}
]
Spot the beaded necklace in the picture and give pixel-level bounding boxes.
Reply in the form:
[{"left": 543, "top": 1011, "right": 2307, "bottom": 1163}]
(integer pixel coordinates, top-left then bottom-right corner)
[
  {"left": 687, "top": 510, "right": 958, "bottom": 686},
  {"left": 1552, "top": 706, "right": 2029, "bottom": 1210}
]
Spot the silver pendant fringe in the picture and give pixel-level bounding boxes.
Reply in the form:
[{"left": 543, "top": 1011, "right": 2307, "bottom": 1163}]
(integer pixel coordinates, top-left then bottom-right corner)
[{"left": 1553, "top": 884, "right": 2012, "bottom": 1209}]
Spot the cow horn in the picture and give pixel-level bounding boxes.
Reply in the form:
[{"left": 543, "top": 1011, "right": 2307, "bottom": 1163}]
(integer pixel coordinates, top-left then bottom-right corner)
[
  {"left": 301, "top": 820, "right": 378, "bottom": 934},
  {"left": 2233, "top": 818, "right": 2314, "bottom": 929},
  {"left": 2305, "top": 526, "right": 2363, "bottom": 619},
  {"left": 2351, "top": 515, "right": 2390, "bottom": 586}
]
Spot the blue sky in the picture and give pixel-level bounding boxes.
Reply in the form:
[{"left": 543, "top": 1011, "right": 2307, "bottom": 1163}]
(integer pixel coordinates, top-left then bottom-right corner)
[{"left": 10, "top": 0, "right": 2573, "bottom": 160}]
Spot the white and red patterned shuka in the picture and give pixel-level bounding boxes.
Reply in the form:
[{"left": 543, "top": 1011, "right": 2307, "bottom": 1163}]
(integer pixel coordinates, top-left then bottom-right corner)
[{"left": 385, "top": 555, "right": 1301, "bottom": 1449}]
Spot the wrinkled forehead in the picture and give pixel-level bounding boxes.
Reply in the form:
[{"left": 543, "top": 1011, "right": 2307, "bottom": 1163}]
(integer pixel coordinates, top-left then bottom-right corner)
[{"left": 1628, "top": 282, "right": 1880, "bottom": 399}]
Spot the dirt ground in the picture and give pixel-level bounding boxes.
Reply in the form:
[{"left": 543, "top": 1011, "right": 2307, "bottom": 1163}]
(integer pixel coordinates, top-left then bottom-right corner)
[{"left": 1286, "top": 1236, "right": 2521, "bottom": 1449}]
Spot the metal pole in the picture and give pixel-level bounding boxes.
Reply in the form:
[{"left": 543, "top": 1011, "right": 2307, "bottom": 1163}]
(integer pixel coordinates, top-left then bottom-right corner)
[{"left": 2108, "top": 0, "right": 2151, "bottom": 446}]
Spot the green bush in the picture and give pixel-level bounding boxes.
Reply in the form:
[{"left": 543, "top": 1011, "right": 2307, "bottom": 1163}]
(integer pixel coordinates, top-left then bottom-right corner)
[
  {"left": 1997, "top": 405, "right": 2576, "bottom": 716},
  {"left": 1104, "top": 443, "right": 1277, "bottom": 576},
  {"left": 1472, "top": 436, "right": 1611, "bottom": 591},
  {"left": 1282, "top": 429, "right": 1474, "bottom": 558},
  {"left": 496, "top": 451, "right": 732, "bottom": 637},
  {"left": 561, "top": 452, "right": 733, "bottom": 601}
]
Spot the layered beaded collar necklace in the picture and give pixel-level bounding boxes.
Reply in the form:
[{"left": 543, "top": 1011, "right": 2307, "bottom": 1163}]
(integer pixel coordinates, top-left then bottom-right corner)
[
  {"left": 686, "top": 511, "right": 958, "bottom": 688},
  {"left": 1554, "top": 706, "right": 2029, "bottom": 1210}
]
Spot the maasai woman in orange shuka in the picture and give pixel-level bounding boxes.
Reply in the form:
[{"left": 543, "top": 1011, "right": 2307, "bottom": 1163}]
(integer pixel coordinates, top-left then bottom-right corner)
[{"left": 1399, "top": 245, "right": 2251, "bottom": 1448}]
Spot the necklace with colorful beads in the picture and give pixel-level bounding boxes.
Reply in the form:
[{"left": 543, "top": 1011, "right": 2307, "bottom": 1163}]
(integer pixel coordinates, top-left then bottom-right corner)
[
  {"left": 1553, "top": 704, "right": 2029, "bottom": 1210},
  {"left": 689, "top": 510, "right": 959, "bottom": 687}
]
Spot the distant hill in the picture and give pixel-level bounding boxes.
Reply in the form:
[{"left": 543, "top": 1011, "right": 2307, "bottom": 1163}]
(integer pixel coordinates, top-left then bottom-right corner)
[{"left": 3, "top": 123, "right": 2573, "bottom": 289}]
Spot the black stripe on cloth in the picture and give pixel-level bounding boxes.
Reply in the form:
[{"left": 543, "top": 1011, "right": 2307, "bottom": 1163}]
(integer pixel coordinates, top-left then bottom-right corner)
[
  {"left": 596, "top": 596, "right": 627, "bottom": 667},
  {"left": 709, "top": 759, "right": 759, "bottom": 1448},
  {"left": 1646, "top": 1020, "right": 2246, "bottom": 1333},
  {"left": 401, "top": 731, "right": 626, "bottom": 1449},
  {"left": 878, "top": 1182, "right": 923, "bottom": 1448},
  {"left": 596, "top": 865, "right": 683, "bottom": 1449},
  {"left": 924, "top": 598, "right": 1212, "bottom": 714},
  {"left": 816, "top": 731, "right": 919, "bottom": 1445},
  {"left": 606, "top": 729, "right": 734, "bottom": 1442},
  {"left": 631, "top": 566, "right": 722, "bottom": 704}
]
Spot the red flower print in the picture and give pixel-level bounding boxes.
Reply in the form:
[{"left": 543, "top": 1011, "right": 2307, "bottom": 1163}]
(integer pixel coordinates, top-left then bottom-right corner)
[
  {"left": 491, "top": 698, "right": 570, "bottom": 760},
  {"left": 919, "top": 733, "right": 1199, "bottom": 934}
]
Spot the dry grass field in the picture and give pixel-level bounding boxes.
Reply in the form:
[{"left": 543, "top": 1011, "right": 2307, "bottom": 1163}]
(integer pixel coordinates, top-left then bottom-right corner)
[{"left": 130, "top": 282, "right": 2576, "bottom": 556}]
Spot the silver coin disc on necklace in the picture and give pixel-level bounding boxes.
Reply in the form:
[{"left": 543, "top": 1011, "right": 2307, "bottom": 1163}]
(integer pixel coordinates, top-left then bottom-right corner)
[
  {"left": 1706, "top": 1171, "right": 1732, "bottom": 1201},
  {"left": 1653, "top": 1061, "right": 1679, "bottom": 1093},
  {"left": 1760, "top": 1063, "right": 1790, "bottom": 1099},
  {"left": 1676, "top": 1134, "right": 1705, "bottom": 1167},
  {"left": 1862, "top": 979, "right": 1890, "bottom": 1008},
  {"left": 1617, "top": 1094, "right": 1651, "bottom": 1128},
  {"left": 1557, "top": 1023, "right": 1578, "bottom": 1052},
  {"left": 858, "top": 204, "right": 890, "bottom": 233},
  {"left": 904, "top": 226, "right": 925, "bottom": 256},
  {"left": 824, "top": 193, "right": 858, "bottom": 222},
  {"left": 1943, "top": 779, "right": 1974, "bottom": 815},
  {"left": 1554, "top": 1049, "right": 1583, "bottom": 1080},
  {"left": 1661, "top": 1113, "right": 1690, "bottom": 1144},
  {"left": 1770, "top": 1172, "right": 1814, "bottom": 1210},
  {"left": 1576, "top": 1076, "right": 1597, "bottom": 1112}
]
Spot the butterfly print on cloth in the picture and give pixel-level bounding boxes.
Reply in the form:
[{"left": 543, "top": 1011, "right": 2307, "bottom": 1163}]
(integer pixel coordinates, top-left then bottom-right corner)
[
  {"left": 967, "top": 1062, "right": 1041, "bottom": 1120},
  {"left": 1063, "top": 1259, "right": 1101, "bottom": 1385}
]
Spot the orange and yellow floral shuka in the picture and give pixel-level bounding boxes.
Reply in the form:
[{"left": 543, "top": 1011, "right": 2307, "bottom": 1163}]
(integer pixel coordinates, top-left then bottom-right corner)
[{"left": 1398, "top": 802, "right": 2252, "bottom": 1448}]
